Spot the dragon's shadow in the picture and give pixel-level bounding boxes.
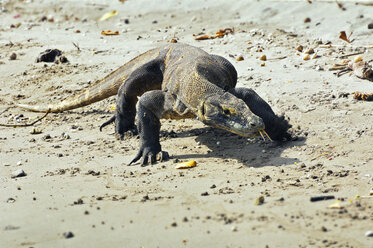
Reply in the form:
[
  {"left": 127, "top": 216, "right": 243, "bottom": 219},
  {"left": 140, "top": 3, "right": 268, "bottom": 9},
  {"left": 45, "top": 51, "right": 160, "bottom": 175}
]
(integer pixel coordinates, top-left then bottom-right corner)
[{"left": 166, "top": 127, "right": 305, "bottom": 168}]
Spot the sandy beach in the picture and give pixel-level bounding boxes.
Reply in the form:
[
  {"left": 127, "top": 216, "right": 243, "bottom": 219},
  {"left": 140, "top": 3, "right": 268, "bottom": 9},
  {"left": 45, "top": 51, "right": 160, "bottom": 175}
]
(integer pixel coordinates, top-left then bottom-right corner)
[{"left": 1, "top": 0, "right": 373, "bottom": 247}]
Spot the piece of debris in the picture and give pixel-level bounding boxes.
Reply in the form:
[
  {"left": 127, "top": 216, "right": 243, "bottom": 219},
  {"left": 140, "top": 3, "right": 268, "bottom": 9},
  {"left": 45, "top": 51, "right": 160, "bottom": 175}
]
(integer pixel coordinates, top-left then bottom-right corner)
[
  {"left": 63, "top": 231, "right": 74, "bottom": 239},
  {"left": 303, "top": 54, "right": 310, "bottom": 60},
  {"left": 30, "top": 128, "right": 42, "bottom": 134},
  {"left": 296, "top": 45, "right": 303, "bottom": 52},
  {"left": 175, "top": 160, "right": 197, "bottom": 169},
  {"left": 169, "top": 38, "right": 178, "bottom": 43},
  {"left": 347, "top": 61, "right": 372, "bottom": 79},
  {"left": 339, "top": 31, "right": 352, "bottom": 43},
  {"left": 259, "top": 54, "right": 267, "bottom": 61},
  {"left": 236, "top": 55, "right": 244, "bottom": 61},
  {"left": 99, "top": 10, "right": 118, "bottom": 21},
  {"left": 304, "top": 17, "right": 311, "bottom": 23},
  {"left": 368, "top": 23, "right": 373, "bottom": 29},
  {"left": 101, "top": 30, "right": 119, "bottom": 36},
  {"left": 194, "top": 28, "right": 233, "bottom": 40},
  {"left": 9, "top": 53, "right": 17, "bottom": 60},
  {"left": 366, "top": 230, "right": 373, "bottom": 237},
  {"left": 305, "top": 48, "right": 314, "bottom": 54},
  {"left": 254, "top": 196, "right": 265, "bottom": 205},
  {"left": 310, "top": 195, "right": 335, "bottom": 202},
  {"left": 354, "top": 55, "right": 363, "bottom": 63},
  {"left": 334, "top": 60, "right": 372, "bottom": 80},
  {"left": 353, "top": 92, "right": 373, "bottom": 101},
  {"left": 11, "top": 169, "right": 26, "bottom": 178},
  {"left": 328, "top": 200, "right": 343, "bottom": 209},
  {"left": 36, "top": 49, "right": 68, "bottom": 63}
]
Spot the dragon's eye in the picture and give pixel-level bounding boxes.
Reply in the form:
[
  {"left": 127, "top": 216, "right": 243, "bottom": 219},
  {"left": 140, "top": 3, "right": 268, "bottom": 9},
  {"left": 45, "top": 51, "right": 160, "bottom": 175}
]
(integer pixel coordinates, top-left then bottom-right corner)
[{"left": 223, "top": 109, "right": 231, "bottom": 115}]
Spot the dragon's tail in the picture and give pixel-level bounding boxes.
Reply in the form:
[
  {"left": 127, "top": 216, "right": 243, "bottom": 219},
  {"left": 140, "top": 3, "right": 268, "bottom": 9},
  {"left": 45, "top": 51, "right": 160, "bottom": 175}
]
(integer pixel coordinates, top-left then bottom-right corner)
[{"left": 16, "top": 47, "right": 161, "bottom": 113}]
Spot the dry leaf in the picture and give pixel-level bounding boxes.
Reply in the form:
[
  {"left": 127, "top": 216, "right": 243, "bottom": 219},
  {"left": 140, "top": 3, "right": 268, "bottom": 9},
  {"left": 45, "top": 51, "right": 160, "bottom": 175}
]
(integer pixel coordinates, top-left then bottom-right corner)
[
  {"left": 99, "top": 10, "right": 118, "bottom": 21},
  {"left": 194, "top": 34, "right": 210, "bottom": 40},
  {"left": 101, "top": 30, "right": 119, "bottom": 36},
  {"left": 194, "top": 28, "right": 234, "bottom": 40},
  {"left": 354, "top": 92, "right": 373, "bottom": 101},
  {"left": 175, "top": 160, "right": 197, "bottom": 169},
  {"left": 339, "top": 31, "right": 350, "bottom": 43}
]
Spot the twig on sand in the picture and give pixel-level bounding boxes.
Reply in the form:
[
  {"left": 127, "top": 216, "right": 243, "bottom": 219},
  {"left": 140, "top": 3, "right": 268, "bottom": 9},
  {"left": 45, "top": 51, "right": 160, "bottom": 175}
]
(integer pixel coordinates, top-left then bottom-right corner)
[
  {"left": 72, "top": 42, "right": 81, "bottom": 51},
  {"left": 339, "top": 51, "right": 365, "bottom": 59},
  {"left": 267, "top": 56, "right": 287, "bottom": 61},
  {"left": 0, "top": 108, "right": 10, "bottom": 116},
  {"left": 0, "top": 109, "right": 50, "bottom": 127}
]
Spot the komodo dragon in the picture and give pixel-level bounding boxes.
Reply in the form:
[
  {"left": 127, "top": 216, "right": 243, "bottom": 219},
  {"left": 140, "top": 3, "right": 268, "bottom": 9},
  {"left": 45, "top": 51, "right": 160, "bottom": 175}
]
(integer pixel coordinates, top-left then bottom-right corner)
[{"left": 17, "top": 43, "right": 291, "bottom": 165}]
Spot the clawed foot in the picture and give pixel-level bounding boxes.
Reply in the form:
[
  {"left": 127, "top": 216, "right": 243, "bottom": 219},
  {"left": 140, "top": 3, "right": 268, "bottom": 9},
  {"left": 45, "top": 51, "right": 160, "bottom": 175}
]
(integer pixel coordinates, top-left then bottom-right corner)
[{"left": 128, "top": 147, "right": 169, "bottom": 166}]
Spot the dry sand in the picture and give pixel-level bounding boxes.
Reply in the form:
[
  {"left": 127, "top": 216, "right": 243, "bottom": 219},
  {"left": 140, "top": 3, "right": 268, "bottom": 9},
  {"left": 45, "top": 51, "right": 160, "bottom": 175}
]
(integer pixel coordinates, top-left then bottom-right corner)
[{"left": 1, "top": 0, "right": 373, "bottom": 247}]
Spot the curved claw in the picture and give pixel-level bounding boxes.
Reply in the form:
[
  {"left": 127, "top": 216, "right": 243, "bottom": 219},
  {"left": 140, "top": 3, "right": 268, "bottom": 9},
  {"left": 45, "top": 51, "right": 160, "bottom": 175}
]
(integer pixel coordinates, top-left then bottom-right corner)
[
  {"left": 128, "top": 150, "right": 169, "bottom": 166},
  {"left": 99, "top": 115, "right": 116, "bottom": 132}
]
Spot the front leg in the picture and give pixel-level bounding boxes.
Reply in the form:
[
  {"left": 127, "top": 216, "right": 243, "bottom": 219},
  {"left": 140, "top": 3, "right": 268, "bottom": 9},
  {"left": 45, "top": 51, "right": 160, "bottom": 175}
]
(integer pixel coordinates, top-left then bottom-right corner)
[
  {"left": 229, "top": 88, "right": 291, "bottom": 141},
  {"left": 129, "top": 90, "right": 170, "bottom": 166},
  {"left": 99, "top": 60, "right": 164, "bottom": 138}
]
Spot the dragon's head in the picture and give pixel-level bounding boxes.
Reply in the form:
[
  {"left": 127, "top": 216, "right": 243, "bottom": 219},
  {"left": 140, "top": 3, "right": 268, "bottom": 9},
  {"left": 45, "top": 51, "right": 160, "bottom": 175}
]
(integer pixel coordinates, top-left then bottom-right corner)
[{"left": 198, "top": 92, "right": 265, "bottom": 137}]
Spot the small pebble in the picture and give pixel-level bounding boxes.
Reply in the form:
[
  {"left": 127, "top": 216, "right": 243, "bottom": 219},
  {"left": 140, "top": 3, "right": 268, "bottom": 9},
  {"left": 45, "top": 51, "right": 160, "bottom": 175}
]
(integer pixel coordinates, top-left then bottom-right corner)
[
  {"left": 231, "top": 226, "right": 238, "bottom": 232},
  {"left": 3, "top": 163, "right": 11, "bottom": 167},
  {"left": 11, "top": 169, "right": 26, "bottom": 178},
  {"left": 216, "top": 141, "right": 221, "bottom": 146},
  {"left": 63, "top": 231, "right": 74, "bottom": 239},
  {"left": 296, "top": 45, "right": 303, "bottom": 52},
  {"left": 365, "top": 230, "right": 373, "bottom": 237},
  {"left": 9, "top": 53, "right": 17, "bottom": 60},
  {"left": 254, "top": 196, "right": 265, "bottom": 205},
  {"left": 236, "top": 55, "right": 244, "bottom": 61},
  {"left": 305, "top": 48, "right": 314, "bottom": 54},
  {"left": 353, "top": 55, "right": 362, "bottom": 63},
  {"left": 304, "top": 17, "right": 311, "bottom": 23},
  {"left": 16, "top": 161, "right": 22, "bottom": 166},
  {"left": 259, "top": 54, "right": 267, "bottom": 61},
  {"left": 303, "top": 54, "right": 310, "bottom": 60},
  {"left": 368, "top": 23, "right": 373, "bottom": 29},
  {"left": 63, "top": 133, "right": 70, "bottom": 139}
]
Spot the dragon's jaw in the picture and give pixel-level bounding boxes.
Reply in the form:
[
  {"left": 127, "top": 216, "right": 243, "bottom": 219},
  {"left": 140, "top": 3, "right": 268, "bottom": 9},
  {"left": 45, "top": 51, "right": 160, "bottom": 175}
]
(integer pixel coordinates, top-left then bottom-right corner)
[{"left": 198, "top": 93, "right": 265, "bottom": 137}]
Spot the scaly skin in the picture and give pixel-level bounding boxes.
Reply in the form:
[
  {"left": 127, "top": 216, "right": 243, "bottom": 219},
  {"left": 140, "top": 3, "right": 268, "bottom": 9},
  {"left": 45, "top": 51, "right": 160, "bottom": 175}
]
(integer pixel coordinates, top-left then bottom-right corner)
[
  {"left": 17, "top": 47, "right": 161, "bottom": 112},
  {"left": 17, "top": 43, "right": 291, "bottom": 165}
]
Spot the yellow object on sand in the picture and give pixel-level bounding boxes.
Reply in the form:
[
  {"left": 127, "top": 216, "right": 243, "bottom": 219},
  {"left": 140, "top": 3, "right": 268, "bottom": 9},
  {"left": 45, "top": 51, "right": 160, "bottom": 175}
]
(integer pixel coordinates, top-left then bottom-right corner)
[
  {"left": 99, "top": 10, "right": 118, "bottom": 21},
  {"left": 175, "top": 161, "right": 197, "bottom": 169}
]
